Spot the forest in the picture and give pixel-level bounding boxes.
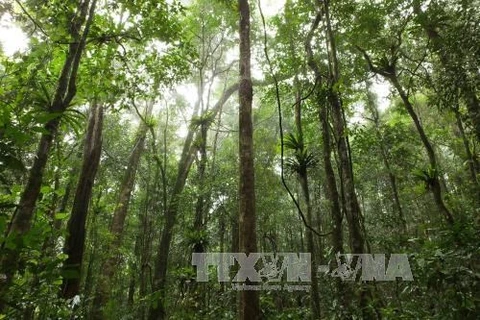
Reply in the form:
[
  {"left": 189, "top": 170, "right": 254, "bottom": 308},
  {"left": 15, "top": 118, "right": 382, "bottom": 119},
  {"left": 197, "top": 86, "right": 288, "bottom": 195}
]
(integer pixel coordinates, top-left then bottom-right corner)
[{"left": 0, "top": 0, "right": 479, "bottom": 319}]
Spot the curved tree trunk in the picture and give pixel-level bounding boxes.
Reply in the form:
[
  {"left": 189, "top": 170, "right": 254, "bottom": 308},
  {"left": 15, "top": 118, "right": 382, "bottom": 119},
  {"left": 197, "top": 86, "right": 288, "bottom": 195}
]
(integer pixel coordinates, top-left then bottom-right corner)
[
  {"left": 390, "top": 77, "right": 455, "bottom": 225},
  {"left": 413, "top": 3, "right": 480, "bottom": 142},
  {"left": 147, "top": 72, "right": 258, "bottom": 320},
  {"left": 357, "top": 44, "right": 455, "bottom": 227}
]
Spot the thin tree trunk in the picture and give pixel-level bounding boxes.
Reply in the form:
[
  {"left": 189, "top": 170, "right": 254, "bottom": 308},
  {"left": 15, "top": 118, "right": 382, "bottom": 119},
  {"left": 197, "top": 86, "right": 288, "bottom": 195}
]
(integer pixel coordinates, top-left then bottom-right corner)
[
  {"left": 148, "top": 120, "right": 198, "bottom": 320},
  {"left": 320, "top": 0, "right": 380, "bottom": 317},
  {"left": 61, "top": 103, "right": 104, "bottom": 299},
  {"left": 293, "top": 80, "right": 321, "bottom": 318},
  {"left": 128, "top": 235, "right": 141, "bottom": 307},
  {"left": 92, "top": 121, "right": 148, "bottom": 318},
  {"left": 413, "top": 3, "right": 480, "bottom": 142},
  {"left": 84, "top": 200, "right": 101, "bottom": 317},
  {"left": 322, "top": 0, "right": 365, "bottom": 255},
  {"left": 357, "top": 44, "right": 455, "bottom": 227},
  {"left": 454, "top": 108, "right": 479, "bottom": 189},
  {"left": 191, "top": 36, "right": 211, "bottom": 255},
  {"left": 365, "top": 88, "right": 407, "bottom": 233},
  {"left": 299, "top": 175, "right": 321, "bottom": 318},
  {"left": 305, "top": 11, "right": 347, "bottom": 312},
  {"left": 147, "top": 74, "right": 250, "bottom": 320},
  {"left": 192, "top": 114, "right": 208, "bottom": 253},
  {"left": 389, "top": 77, "right": 455, "bottom": 225},
  {"left": 463, "top": 87, "right": 480, "bottom": 142}
]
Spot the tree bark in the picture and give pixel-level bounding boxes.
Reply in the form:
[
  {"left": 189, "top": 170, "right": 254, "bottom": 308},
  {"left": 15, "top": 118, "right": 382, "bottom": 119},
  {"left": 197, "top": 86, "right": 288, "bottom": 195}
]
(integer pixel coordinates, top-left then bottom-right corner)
[
  {"left": 61, "top": 103, "right": 104, "bottom": 299},
  {"left": 389, "top": 77, "right": 455, "bottom": 225},
  {"left": 305, "top": 10, "right": 347, "bottom": 312},
  {"left": 148, "top": 99, "right": 199, "bottom": 319},
  {"left": 92, "top": 121, "right": 148, "bottom": 318},
  {"left": 147, "top": 65, "right": 268, "bottom": 320},
  {"left": 238, "top": 0, "right": 259, "bottom": 319},
  {"left": 454, "top": 108, "right": 479, "bottom": 190},
  {"left": 293, "top": 82, "right": 321, "bottom": 318},
  {"left": 413, "top": 3, "right": 480, "bottom": 142},
  {"left": 0, "top": 0, "right": 97, "bottom": 309},
  {"left": 320, "top": 0, "right": 380, "bottom": 317},
  {"left": 322, "top": 0, "right": 365, "bottom": 255}
]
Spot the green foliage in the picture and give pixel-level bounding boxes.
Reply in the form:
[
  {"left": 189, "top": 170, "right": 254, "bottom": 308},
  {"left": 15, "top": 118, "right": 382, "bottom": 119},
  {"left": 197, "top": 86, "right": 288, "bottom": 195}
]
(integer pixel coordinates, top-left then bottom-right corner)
[
  {"left": 284, "top": 133, "right": 317, "bottom": 175},
  {"left": 1, "top": 0, "right": 479, "bottom": 318}
]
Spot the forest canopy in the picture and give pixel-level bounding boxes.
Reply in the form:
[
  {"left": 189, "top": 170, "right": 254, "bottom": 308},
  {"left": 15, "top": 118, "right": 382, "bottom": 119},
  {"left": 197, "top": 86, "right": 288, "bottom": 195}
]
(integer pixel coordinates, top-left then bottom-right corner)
[{"left": 0, "top": 0, "right": 479, "bottom": 319}]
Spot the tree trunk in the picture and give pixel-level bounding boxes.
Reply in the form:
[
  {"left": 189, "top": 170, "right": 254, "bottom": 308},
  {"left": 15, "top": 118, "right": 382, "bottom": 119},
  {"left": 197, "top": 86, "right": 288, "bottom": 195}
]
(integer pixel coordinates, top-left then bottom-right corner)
[
  {"left": 389, "top": 77, "right": 455, "bottom": 225},
  {"left": 322, "top": 0, "right": 365, "bottom": 255},
  {"left": 321, "top": 0, "right": 380, "bottom": 317},
  {"left": 293, "top": 82, "right": 321, "bottom": 318},
  {"left": 454, "top": 108, "right": 479, "bottom": 189},
  {"left": 192, "top": 112, "right": 208, "bottom": 253},
  {"left": 92, "top": 122, "right": 148, "bottom": 318},
  {"left": 238, "top": 0, "right": 260, "bottom": 319},
  {"left": 365, "top": 88, "right": 407, "bottom": 233},
  {"left": 413, "top": 3, "right": 480, "bottom": 142},
  {"left": 147, "top": 66, "right": 251, "bottom": 320},
  {"left": 148, "top": 120, "right": 197, "bottom": 320},
  {"left": 0, "top": 0, "right": 97, "bottom": 309},
  {"left": 305, "top": 10, "right": 347, "bottom": 312},
  {"left": 463, "top": 87, "right": 480, "bottom": 142},
  {"left": 61, "top": 103, "right": 104, "bottom": 299}
]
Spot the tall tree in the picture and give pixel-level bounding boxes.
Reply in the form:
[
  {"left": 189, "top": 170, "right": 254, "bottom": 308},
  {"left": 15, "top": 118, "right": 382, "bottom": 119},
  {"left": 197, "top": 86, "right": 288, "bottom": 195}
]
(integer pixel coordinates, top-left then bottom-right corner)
[
  {"left": 92, "top": 119, "right": 148, "bottom": 318},
  {"left": 358, "top": 47, "right": 455, "bottom": 226},
  {"left": 365, "top": 86, "right": 407, "bottom": 233},
  {"left": 61, "top": 102, "right": 104, "bottom": 298},
  {"left": 0, "top": 0, "right": 98, "bottom": 308},
  {"left": 238, "top": 0, "right": 260, "bottom": 319},
  {"left": 304, "top": 11, "right": 347, "bottom": 311}
]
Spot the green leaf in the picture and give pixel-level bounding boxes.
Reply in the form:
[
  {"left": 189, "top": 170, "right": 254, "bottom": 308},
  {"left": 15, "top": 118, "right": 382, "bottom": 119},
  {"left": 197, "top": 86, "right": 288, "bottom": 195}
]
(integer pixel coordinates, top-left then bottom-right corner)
[
  {"left": 35, "top": 112, "right": 63, "bottom": 124},
  {"left": 40, "top": 185, "right": 52, "bottom": 194},
  {"left": 55, "top": 212, "right": 69, "bottom": 220}
]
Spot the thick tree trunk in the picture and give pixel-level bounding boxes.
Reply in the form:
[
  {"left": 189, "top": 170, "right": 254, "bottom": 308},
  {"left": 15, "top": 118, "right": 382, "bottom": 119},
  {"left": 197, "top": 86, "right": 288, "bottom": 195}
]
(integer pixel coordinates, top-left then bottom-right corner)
[
  {"left": 92, "top": 122, "right": 148, "bottom": 318},
  {"left": 61, "top": 103, "right": 104, "bottom": 299},
  {"left": 238, "top": 0, "right": 259, "bottom": 319}
]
